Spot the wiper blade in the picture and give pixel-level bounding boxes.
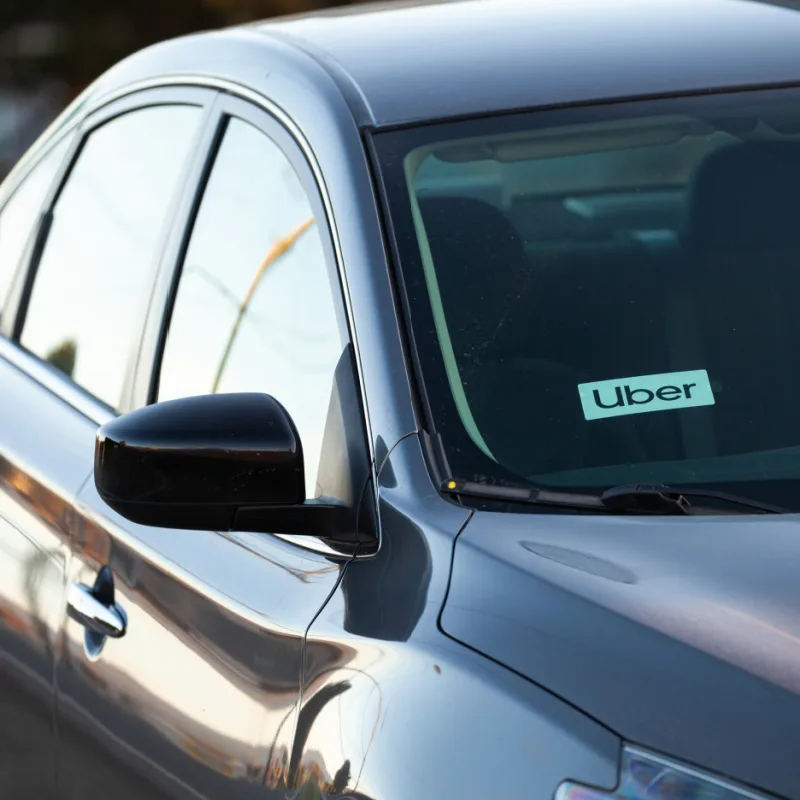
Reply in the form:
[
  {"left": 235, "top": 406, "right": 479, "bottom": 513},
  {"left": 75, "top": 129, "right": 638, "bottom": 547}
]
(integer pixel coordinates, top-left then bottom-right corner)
[
  {"left": 441, "top": 479, "right": 608, "bottom": 512},
  {"left": 442, "top": 480, "right": 787, "bottom": 515},
  {"left": 601, "top": 484, "right": 787, "bottom": 515}
]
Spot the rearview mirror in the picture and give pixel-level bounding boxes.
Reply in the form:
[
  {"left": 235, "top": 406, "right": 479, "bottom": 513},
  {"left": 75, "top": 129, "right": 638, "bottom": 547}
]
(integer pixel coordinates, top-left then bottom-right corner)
[{"left": 94, "top": 393, "right": 354, "bottom": 540}]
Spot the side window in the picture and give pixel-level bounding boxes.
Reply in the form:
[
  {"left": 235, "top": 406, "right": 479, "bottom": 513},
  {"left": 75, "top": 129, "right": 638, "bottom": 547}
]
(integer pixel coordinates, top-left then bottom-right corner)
[
  {"left": 0, "top": 137, "right": 70, "bottom": 316},
  {"left": 158, "top": 117, "right": 346, "bottom": 498},
  {"left": 20, "top": 105, "right": 202, "bottom": 408}
]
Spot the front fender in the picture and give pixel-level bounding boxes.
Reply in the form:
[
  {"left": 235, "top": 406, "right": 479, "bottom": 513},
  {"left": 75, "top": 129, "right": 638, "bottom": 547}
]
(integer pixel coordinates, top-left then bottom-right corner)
[{"left": 286, "top": 436, "right": 620, "bottom": 800}]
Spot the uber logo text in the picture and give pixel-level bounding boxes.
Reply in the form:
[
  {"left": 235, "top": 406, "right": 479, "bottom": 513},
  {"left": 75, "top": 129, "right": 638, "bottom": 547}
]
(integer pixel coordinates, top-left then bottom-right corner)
[{"left": 577, "top": 369, "right": 715, "bottom": 420}]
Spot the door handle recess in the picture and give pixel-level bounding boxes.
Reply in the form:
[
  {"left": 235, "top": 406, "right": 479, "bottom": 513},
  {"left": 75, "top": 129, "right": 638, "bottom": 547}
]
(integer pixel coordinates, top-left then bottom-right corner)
[{"left": 67, "top": 582, "right": 126, "bottom": 638}]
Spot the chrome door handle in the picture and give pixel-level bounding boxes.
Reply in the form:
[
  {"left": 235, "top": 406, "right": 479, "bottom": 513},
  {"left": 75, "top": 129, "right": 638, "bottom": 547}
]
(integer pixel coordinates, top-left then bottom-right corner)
[{"left": 67, "top": 582, "right": 126, "bottom": 638}]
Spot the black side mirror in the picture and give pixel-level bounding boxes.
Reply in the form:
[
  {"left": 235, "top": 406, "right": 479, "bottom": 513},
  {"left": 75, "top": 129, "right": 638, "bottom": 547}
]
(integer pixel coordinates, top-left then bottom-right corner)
[{"left": 94, "top": 393, "right": 359, "bottom": 542}]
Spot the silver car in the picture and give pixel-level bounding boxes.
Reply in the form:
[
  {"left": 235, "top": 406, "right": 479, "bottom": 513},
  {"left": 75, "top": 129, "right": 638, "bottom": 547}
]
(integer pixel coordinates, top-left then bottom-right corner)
[{"left": 0, "top": 0, "right": 799, "bottom": 798}]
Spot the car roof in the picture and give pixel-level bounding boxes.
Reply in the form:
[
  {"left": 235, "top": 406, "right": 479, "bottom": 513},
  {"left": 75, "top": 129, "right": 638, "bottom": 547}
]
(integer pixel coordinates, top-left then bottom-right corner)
[
  {"left": 89, "top": 0, "right": 800, "bottom": 130},
  {"left": 254, "top": 0, "right": 800, "bottom": 127}
]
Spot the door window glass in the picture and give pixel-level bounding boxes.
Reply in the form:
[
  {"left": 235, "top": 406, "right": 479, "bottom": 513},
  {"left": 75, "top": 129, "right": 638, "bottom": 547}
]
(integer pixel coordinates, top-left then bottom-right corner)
[
  {"left": 20, "top": 105, "right": 201, "bottom": 408},
  {"left": 158, "top": 117, "right": 345, "bottom": 497}
]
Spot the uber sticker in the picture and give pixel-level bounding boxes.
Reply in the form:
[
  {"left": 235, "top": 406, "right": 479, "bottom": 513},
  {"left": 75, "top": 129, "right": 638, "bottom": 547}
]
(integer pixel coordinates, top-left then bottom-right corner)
[{"left": 578, "top": 369, "right": 715, "bottom": 421}]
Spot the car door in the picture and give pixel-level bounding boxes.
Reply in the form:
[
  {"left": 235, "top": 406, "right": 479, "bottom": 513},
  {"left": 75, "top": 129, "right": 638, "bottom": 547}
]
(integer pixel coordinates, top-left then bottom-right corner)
[
  {"left": 0, "top": 85, "right": 213, "bottom": 797},
  {"left": 54, "top": 93, "right": 371, "bottom": 799},
  {"left": 0, "top": 130, "right": 76, "bottom": 799}
]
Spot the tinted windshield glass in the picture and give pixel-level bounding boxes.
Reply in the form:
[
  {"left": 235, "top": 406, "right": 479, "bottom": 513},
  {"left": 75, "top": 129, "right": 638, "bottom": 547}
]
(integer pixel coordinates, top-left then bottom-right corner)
[{"left": 374, "top": 88, "right": 800, "bottom": 509}]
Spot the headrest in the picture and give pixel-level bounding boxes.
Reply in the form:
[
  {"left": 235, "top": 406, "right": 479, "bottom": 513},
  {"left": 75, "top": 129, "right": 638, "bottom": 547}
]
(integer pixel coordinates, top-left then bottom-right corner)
[
  {"left": 416, "top": 196, "right": 527, "bottom": 363},
  {"left": 417, "top": 195, "right": 524, "bottom": 268},
  {"left": 688, "top": 142, "right": 800, "bottom": 252}
]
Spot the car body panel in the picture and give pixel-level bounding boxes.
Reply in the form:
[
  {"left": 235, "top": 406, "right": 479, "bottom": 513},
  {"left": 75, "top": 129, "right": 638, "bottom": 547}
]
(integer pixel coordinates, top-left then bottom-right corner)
[
  {"left": 263, "top": 0, "right": 800, "bottom": 127},
  {"left": 57, "top": 472, "right": 348, "bottom": 798},
  {"left": 442, "top": 510, "right": 800, "bottom": 798},
  {"left": 73, "top": 0, "right": 800, "bottom": 131},
  {"left": 294, "top": 432, "right": 621, "bottom": 799},
  {"left": 0, "top": 344, "right": 95, "bottom": 797},
  {"left": 43, "top": 0, "right": 800, "bottom": 134}
]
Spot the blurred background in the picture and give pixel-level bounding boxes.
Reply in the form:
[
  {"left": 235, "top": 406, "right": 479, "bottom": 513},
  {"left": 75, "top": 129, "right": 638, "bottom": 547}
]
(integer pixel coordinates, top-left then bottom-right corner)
[{"left": 0, "top": 0, "right": 365, "bottom": 180}]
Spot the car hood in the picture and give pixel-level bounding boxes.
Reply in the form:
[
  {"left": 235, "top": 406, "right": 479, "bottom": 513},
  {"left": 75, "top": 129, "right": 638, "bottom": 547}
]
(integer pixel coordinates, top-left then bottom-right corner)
[{"left": 441, "top": 511, "right": 800, "bottom": 799}]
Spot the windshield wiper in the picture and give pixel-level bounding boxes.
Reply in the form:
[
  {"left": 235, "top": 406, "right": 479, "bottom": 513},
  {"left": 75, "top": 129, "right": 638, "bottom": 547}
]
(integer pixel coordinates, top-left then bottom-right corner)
[
  {"left": 600, "top": 484, "right": 787, "bottom": 515},
  {"left": 441, "top": 479, "right": 609, "bottom": 513},
  {"left": 442, "top": 479, "right": 787, "bottom": 515}
]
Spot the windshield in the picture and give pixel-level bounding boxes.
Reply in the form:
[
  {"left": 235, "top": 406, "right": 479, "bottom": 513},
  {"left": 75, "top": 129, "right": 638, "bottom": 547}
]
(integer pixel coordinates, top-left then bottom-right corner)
[{"left": 373, "top": 87, "right": 800, "bottom": 510}]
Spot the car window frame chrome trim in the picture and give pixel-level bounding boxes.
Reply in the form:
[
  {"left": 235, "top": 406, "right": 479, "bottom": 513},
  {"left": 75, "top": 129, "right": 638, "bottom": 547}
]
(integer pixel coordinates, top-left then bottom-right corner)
[
  {"left": 0, "top": 128, "right": 82, "bottom": 341},
  {"left": 1, "top": 73, "right": 381, "bottom": 559}
]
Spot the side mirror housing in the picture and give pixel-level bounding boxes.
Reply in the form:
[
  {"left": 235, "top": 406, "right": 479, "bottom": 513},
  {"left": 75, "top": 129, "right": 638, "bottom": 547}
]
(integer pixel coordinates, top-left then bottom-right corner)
[{"left": 94, "top": 393, "right": 362, "bottom": 543}]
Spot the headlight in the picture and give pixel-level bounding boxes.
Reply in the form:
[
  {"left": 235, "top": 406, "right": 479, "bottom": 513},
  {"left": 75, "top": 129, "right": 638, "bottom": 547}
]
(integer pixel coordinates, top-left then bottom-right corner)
[{"left": 557, "top": 747, "right": 771, "bottom": 800}]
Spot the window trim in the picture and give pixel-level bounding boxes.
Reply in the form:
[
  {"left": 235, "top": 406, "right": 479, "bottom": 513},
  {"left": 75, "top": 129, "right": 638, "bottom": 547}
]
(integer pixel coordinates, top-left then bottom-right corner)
[
  {"left": 127, "top": 93, "right": 227, "bottom": 410},
  {"left": 0, "top": 130, "right": 79, "bottom": 339},
  {"left": 0, "top": 129, "right": 76, "bottom": 214}
]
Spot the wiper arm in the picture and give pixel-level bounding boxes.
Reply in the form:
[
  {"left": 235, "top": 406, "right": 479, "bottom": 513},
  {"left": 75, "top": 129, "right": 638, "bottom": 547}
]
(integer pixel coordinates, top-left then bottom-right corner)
[
  {"left": 600, "top": 484, "right": 787, "bottom": 515},
  {"left": 442, "top": 479, "right": 787, "bottom": 515}
]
